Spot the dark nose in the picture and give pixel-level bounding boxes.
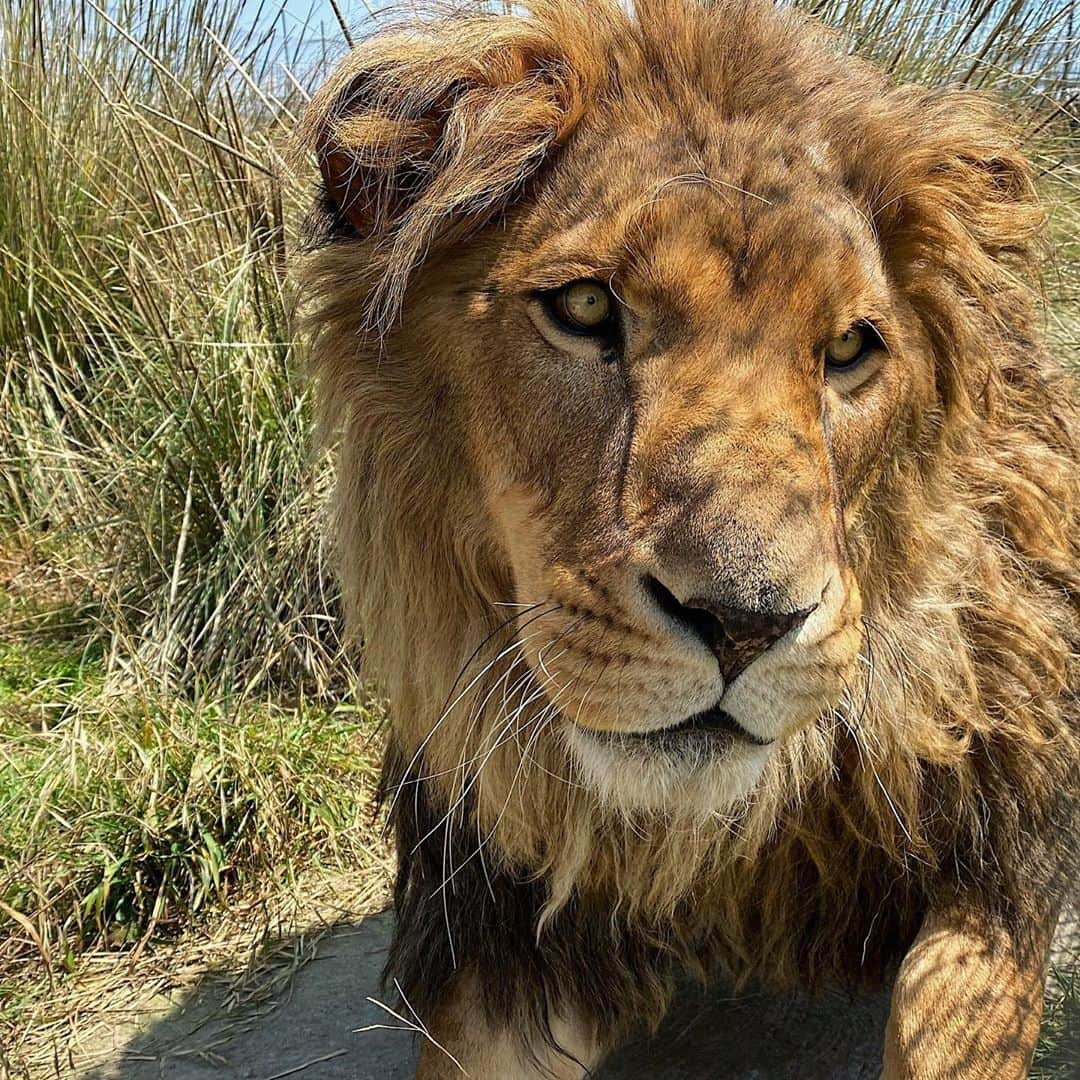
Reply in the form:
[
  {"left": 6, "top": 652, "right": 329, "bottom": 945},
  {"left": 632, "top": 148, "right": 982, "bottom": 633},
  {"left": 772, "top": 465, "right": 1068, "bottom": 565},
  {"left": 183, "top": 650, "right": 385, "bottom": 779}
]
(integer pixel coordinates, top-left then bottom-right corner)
[{"left": 645, "top": 576, "right": 816, "bottom": 683}]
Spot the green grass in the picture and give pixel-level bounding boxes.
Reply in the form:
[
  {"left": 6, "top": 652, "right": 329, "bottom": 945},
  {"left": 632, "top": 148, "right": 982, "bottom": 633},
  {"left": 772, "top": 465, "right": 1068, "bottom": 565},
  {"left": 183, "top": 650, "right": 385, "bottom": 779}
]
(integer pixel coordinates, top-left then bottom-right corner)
[
  {"left": 0, "top": 640, "right": 102, "bottom": 703},
  {"left": 0, "top": 562, "right": 386, "bottom": 1074},
  {"left": 0, "top": 4, "right": 384, "bottom": 1067},
  {"left": 1034, "top": 963, "right": 1080, "bottom": 1079},
  {"left": 0, "top": 0, "right": 1076, "bottom": 1075},
  {"left": 0, "top": 561, "right": 104, "bottom": 712},
  {"left": 0, "top": 686, "right": 380, "bottom": 956},
  {"left": 0, "top": 0, "right": 345, "bottom": 698}
]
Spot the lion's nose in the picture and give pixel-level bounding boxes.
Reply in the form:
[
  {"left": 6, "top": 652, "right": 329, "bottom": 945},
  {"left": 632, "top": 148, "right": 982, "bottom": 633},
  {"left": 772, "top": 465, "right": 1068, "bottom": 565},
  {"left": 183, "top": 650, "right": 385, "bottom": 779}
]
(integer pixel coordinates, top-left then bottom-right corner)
[{"left": 644, "top": 575, "right": 817, "bottom": 683}]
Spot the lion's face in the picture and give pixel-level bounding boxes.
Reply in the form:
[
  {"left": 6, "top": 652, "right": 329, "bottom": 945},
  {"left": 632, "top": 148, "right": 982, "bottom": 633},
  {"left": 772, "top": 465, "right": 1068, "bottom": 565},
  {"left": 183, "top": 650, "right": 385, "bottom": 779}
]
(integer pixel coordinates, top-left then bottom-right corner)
[
  {"left": 302, "top": 0, "right": 1058, "bottom": 822},
  {"left": 387, "top": 116, "right": 932, "bottom": 811}
]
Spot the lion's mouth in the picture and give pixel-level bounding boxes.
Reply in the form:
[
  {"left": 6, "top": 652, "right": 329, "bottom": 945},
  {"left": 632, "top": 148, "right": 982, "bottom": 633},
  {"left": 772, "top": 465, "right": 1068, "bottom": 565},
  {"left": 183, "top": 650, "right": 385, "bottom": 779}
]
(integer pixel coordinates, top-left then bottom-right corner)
[{"left": 593, "top": 701, "right": 774, "bottom": 750}]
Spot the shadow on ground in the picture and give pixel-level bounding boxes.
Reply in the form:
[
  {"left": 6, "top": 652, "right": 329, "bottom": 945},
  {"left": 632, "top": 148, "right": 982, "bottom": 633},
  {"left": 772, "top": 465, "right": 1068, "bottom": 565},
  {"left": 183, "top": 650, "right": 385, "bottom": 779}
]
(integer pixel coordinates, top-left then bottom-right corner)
[{"left": 83, "top": 909, "right": 894, "bottom": 1080}]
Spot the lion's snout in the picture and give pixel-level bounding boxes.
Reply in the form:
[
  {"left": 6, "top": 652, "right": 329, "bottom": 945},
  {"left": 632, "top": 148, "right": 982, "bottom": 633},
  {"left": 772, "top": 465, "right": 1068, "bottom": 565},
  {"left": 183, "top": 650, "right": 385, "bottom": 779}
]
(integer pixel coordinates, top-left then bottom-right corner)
[{"left": 642, "top": 572, "right": 817, "bottom": 682}]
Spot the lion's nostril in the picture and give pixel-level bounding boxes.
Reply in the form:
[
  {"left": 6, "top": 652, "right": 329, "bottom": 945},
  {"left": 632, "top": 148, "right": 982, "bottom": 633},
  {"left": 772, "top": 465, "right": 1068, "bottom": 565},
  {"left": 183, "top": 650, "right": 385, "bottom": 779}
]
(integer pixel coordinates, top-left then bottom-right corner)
[
  {"left": 644, "top": 575, "right": 720, "bottom": 647},
  {"left": 643, "top": 575, "right": 816, "bottom": 683}
]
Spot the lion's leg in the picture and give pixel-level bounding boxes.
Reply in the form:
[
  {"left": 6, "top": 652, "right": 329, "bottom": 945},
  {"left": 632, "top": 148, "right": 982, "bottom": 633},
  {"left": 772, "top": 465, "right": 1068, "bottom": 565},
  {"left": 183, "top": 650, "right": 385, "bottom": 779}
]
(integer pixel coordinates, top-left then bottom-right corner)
[
  {"left": 882, "top": 904, "right": 1054, "bottom": 1079},
  {"left": 414, "top": 972, "right": 601, "bottom": 1079}
]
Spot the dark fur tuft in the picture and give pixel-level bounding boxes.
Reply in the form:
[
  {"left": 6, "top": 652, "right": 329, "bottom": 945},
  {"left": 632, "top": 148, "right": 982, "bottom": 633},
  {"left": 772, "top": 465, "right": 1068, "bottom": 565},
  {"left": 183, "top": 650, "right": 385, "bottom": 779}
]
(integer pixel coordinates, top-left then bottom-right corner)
[{"left": 382, "top": 742, "right": 679, "bottom": 1060}]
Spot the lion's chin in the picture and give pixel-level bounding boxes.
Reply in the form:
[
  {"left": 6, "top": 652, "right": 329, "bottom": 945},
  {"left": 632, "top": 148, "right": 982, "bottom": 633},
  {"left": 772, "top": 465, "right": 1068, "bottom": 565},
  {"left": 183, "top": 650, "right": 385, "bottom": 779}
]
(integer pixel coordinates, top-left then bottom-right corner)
[{"left": 563, "top": 720, "right": 773, "bottom": 817}]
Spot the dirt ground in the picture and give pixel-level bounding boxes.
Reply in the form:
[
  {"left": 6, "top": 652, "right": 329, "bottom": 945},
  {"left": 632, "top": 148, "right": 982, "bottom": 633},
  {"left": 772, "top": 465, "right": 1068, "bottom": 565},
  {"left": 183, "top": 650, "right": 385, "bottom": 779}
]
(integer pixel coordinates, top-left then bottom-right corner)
[{"left": 75, "top": 909, "right": 1078, "bottom": 1080}]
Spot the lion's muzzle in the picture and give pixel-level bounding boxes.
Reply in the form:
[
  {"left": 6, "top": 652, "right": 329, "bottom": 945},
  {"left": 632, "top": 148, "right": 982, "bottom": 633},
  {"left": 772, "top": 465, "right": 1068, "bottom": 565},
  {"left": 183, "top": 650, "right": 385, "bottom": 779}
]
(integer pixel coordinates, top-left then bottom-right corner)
[{"left": 643, "top": 573, "right": 817, "bottom": 683}]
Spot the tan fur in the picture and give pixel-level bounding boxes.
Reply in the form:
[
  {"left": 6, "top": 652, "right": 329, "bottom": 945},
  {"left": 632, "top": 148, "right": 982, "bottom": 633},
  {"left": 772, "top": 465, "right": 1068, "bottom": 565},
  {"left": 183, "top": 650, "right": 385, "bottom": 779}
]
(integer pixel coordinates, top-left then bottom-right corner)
[
  {"left": 883, "top": 908, "right": 1054, "bottom": 1079},
  {"left": 294, "top": 1, "right": 1079, "bottom": 1074}
]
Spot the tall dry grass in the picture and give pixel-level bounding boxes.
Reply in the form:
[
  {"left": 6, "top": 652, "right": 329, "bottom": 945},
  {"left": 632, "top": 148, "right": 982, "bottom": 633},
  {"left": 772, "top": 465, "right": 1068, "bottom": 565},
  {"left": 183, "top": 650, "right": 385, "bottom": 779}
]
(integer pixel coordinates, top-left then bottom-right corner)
[
  {"left": 1, "top": 0, "right": 1077, "bottom": 697},
  {"left": 1, "top": 0, "right": 348, "bottom": 697}
]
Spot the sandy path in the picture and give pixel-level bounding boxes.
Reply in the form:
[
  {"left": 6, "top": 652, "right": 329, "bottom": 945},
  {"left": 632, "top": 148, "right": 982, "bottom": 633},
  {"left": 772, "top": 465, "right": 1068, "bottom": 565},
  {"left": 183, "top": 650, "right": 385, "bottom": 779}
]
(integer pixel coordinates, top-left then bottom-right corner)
[
  {"left": 80, "top": 908, "right": 1076, "bottom": 1080},
  {"left": 77, "top": 909, "right": 888, "bottom": 1080}
]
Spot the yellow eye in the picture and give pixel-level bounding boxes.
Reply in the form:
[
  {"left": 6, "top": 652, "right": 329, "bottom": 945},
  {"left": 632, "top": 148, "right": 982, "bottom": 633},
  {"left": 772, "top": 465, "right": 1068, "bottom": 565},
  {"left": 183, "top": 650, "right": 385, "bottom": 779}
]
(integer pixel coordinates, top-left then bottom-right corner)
[
  {"left": 826, "top": 326, "right": 865, "bottom": 367},
  {"left": 551, "top": 280, "right": 613, "bottom": 333}
]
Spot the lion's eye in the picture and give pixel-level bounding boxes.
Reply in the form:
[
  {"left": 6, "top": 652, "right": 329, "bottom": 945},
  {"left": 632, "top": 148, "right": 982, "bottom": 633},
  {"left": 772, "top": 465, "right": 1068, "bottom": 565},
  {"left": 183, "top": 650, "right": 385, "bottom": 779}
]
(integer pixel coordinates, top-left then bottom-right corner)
[
  {"left": 824, "top": 320, "right": 885, "bottom": 371},
  {"left": 546, "top": 280, "right": 614, "bottom": 335}
]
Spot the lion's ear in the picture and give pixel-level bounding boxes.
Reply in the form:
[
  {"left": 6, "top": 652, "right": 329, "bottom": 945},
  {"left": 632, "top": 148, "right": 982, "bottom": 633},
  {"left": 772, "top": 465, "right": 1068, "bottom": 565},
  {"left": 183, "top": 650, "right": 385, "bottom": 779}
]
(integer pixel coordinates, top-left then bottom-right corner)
[
  {"left": 866, "top": 90, "right": 1043, "bottom": 311},
  {"left": 298, "top": 15, "right": 597, "bottom": 327}
]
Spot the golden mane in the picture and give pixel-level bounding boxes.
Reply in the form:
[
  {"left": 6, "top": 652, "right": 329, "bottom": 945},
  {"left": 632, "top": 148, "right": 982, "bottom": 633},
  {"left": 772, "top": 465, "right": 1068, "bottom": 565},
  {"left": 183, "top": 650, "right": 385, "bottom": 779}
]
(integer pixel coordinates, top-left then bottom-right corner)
[{"left": 295, "top": 0, "right": 1079, "bottom": 1052}]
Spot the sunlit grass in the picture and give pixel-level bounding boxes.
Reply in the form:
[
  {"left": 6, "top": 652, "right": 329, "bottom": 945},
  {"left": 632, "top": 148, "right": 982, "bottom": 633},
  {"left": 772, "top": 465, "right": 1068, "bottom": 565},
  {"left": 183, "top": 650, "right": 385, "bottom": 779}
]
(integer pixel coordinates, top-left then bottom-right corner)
[
  {"left": 0, "top": 687, "right": 381, "bottom": 958},
  {"left": 0, "top": 541, "right": 385, "bottom": 1074},
  {"left": 0, "top": 0, "right": 345, "bottom": 697}
]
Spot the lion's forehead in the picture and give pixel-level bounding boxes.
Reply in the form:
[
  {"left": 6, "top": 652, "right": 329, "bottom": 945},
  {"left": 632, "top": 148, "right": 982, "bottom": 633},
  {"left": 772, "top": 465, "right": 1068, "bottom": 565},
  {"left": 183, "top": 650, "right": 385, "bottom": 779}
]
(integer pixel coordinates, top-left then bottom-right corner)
[{"left": 509, "top": 123, "right": 885, "bottom": 332}]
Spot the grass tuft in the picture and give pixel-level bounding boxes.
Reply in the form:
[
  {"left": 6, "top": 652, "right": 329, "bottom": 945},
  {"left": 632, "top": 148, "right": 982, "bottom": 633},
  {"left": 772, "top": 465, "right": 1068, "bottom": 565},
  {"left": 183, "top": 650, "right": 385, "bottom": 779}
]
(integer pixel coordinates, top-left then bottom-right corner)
[
  {"left": 1034, "top": 962, "right": 1080, "bottom": 1079},
  {"left": 0, "top": 689, "right": 381, "bottom": 961}
]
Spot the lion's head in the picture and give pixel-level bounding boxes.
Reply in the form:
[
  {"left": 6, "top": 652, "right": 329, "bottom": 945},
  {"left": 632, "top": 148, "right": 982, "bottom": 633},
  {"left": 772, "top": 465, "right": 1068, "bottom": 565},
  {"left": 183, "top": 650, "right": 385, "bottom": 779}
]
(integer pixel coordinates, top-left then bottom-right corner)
[{"left": 297, "top": 0, "right": 1077, "bottom": 987}]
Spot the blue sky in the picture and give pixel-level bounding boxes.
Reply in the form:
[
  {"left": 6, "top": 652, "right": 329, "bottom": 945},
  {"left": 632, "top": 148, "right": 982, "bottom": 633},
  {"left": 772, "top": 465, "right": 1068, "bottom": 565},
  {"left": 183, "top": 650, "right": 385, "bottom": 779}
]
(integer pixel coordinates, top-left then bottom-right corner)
[
  {"left": 213, "top": 0, "right": 1075, "bottom": 89},
  {"left": 239, "top": 0, "right": 381, "bottom": 44},
  {"left": 213, "top": 0, "right": 385, "bottom": 86}
]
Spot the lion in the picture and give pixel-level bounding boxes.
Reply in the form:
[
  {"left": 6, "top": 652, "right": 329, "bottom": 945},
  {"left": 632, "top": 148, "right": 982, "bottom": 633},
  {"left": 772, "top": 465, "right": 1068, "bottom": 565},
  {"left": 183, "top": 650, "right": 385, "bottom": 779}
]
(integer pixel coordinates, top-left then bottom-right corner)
[{"left": 294, "top": 1, "right": 1079, "bottom": 1076}]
